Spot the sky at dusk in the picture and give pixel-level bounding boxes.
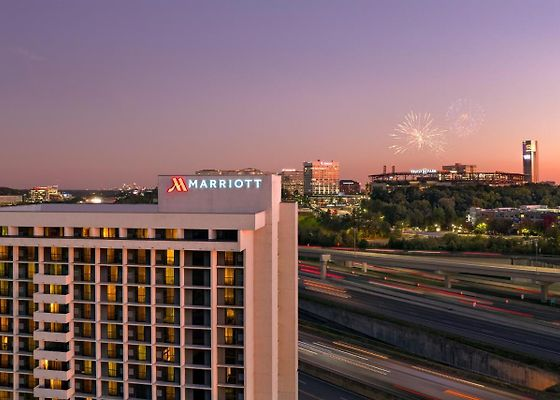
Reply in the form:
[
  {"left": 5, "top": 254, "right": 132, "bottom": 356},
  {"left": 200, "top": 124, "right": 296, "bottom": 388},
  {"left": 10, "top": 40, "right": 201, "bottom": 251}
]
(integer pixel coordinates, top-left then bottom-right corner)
[{"left": 1, "top": 0, "right": 559, "bottom": 188}]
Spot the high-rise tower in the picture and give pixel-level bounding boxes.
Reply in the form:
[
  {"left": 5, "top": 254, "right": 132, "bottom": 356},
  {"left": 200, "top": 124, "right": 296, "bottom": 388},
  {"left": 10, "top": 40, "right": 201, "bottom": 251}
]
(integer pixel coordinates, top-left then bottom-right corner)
[{"left": 522, "top": 140, "right": 539, "bottom": 183}]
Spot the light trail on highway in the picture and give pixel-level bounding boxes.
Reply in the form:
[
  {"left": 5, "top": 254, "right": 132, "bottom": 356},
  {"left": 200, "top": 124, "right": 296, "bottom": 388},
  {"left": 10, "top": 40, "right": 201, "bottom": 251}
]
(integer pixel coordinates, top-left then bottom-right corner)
[{"left": 299, "top": 332, "right": 534, "bottom": 400}]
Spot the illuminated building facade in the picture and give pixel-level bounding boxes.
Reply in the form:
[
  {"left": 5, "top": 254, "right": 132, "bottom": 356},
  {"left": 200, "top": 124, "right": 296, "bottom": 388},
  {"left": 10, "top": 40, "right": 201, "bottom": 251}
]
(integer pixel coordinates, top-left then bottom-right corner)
[
  {"left": 522, "top": 140, "right": 539, "bottom": 183},
  {"left": 279, "top": 169, "right": 304, "bottom": 199},
  {"left": 0, "top": 174, "right": 297, "bottom": 400},
  {"left": 303, "top": 161, "right": 340, "bottom": 196}
]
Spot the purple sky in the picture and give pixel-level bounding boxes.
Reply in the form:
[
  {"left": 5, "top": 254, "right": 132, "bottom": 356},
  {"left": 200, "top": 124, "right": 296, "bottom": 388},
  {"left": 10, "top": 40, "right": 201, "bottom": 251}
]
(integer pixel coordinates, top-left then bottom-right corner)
[{"left": 1, "top": 1, "right": 559, "bottom": 188}]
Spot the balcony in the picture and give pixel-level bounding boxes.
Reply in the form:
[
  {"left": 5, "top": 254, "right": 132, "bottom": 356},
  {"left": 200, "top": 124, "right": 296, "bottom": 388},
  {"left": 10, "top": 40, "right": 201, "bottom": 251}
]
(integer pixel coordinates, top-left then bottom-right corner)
[
  {"left": 34, "top": 273, "right": 71, "bottom": 285},
  {"left": 34, "top": 386, "right": 74, "bottom": 399},
  {"left": 34, "top": 330, "right": 72, "bottom": 343},
  {"left": 34, "top": 367, "right": 73, "bottom": 381},
  {"left": 34, "top": 311, "right": 71, "bottom": 324},
  {"left": 33, "top": 293, "right": 72, "bottom": 304}
]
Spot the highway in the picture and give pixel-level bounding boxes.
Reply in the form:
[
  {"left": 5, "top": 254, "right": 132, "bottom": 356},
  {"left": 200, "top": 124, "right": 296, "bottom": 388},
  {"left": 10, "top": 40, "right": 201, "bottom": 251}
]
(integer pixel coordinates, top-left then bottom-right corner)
[
  {"left": 298, "top": 253, "right": 560, "bottom": 363},
  {"left": 299, "top": 332, "right": 534, "bottom": 400},
  {"left": 299, "top": 372, "right": 368, "bottom": 400},
  {"left": 300, "top": 247, "right": 560, "bottom": 283}
]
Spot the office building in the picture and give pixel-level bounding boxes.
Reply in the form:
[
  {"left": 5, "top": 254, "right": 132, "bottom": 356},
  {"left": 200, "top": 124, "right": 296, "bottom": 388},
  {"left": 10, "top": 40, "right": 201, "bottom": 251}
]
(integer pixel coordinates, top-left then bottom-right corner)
[
  {"left": 522, "top": 140, "right": 539, "bottom": 183},
  {"left": 0, "top": 173, "right": 297, "bottom": 400},
  {"left": 303, "top": 161, "right": 340, "bottom": 196},
  {"left": 28, "top": 186, "right": 64, "bottom": 204},
  {"left": 338, "top": 180, "right": 361, "bottom": 195},
  {"left": 279, "top": 169, "right": 304, "bottom": 199}
]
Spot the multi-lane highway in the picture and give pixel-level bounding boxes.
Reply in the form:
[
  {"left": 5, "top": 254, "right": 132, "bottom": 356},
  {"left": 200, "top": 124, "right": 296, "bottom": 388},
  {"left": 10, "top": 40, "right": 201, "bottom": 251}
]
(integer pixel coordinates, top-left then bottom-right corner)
[
  {"left": 298, "top": 249, "right": 560, "bottom": 363},
  {"left": 299, "top": 372, "right": 368, "bottom": 400},
  {"left": 299, "top": 332, "right": 534, "bottom": 400}
]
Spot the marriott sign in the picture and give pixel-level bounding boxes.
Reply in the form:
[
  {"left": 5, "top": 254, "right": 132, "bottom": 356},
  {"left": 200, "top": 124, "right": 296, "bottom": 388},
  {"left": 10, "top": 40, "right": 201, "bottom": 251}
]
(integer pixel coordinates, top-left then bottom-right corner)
[{"left": 167, "top": 176, "right": 263, "bottom": 192}]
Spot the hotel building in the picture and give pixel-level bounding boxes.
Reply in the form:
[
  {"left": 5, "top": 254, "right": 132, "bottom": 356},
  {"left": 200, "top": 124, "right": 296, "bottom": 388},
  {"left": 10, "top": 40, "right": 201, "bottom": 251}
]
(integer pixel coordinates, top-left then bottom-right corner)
[
  {"left": 0, "top": 174, "right": 297, "bottom": 400},
  {"left": 522, "top": 140, "right": 539, "bottom": 183},
  {"left": 303, "top": 161, "right": 340, "bottom": 196}
]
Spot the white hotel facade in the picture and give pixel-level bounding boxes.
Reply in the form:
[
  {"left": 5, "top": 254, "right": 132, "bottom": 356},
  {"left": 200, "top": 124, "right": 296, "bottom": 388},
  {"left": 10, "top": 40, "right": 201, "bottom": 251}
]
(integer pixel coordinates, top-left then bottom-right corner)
[{"left": 0, "top": 174, "right": 298, "bottom": 400}]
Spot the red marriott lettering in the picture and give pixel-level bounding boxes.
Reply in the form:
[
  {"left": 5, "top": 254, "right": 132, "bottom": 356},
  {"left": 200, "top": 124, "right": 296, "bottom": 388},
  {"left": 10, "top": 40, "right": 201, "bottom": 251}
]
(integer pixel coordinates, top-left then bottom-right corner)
[{"left": 167, "top": 177, "right": 189, "bottom": 193}]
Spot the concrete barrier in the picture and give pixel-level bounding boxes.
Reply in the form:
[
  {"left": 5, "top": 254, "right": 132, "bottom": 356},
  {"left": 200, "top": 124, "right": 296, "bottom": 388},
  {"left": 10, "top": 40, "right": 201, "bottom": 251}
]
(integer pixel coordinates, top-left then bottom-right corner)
[{"left": 300, "top": 297, "right": 560, "bottom": 391}]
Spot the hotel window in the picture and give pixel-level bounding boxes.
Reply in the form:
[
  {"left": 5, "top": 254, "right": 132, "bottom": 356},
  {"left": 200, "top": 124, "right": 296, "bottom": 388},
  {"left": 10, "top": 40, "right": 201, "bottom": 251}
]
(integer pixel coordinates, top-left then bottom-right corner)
[
  {"left": 83, "top": 323, "right": 92, "bottom": 338},
  {"left": 165, "top": 386, "right": 175, "bottom": 400},
  {"left": 107, "top": 305, "right": 116, "bottom": 320},
  {"left": 84, "top": 284, "right": 93, "bottom": 301},
  {"left": 0, "top": 300, "right": 7, "bottom": 314},
  {"left": 51, "top": 247, "right": 62, "bottom": 261},
  {"left": 162, "top": 347, "right": 175, "bottom": 362},
  {"left": 83, "top": 265, "right": 92, "bottom": 281},
  {"left": 110, "top": 266, "right": 119, "bottom": 282},
  {"left": 0, "top": 264, "right": 7, "bottom": 278},
  {"left": 138, "top": 249, "right": 148, "bottom": 265},
  {"left": 167, "top": 367, "right": 175, "bottom": 382},
  {"left": 108, "top": 362, "right": 117, "bottom": 377},
  {"left": 137, "top": 327, "right": 145, "bottom": 341},
  {"left": 137, "top": 287, "right": 146, "bottom": 303},
  {"left": 224, "top": 268, "right": 234, "bottom": 285},
  {"left": 165, "top": 288, "right": 174, "bottom": 304},
  {"left": 224, "top": 328, "right": 233, "bottom": 345},
  {"left": 82, "top": 227, "right": 90, "bottom": 238},
  {"left": 165, "top": 229, "right": 177, "bottom": 240},
  {"left": 50, "top": 379, "right": 62, "bottom": 390},
  {"left": 164, "top": 308, "right": 175, "bottom": 324},
  {"left": 137, "top": 306, "right": 146, "bottom": 322},
  {"left": 166, "top": 249, "right": 174, "bottom": 266},
  {"left": 102, "top": 228, "right": 116, "bottom": 239},
  {"left": 226, "top": 309, "right": 236, "bottom": 325},
  {"left": 50, "top": 284, "right": 63, "bottom": 295},
  {"left": 0, "top": 282, "right": 8, "bottom": 296},
  {"left": 108, "top": 343, "right": 117, "bottom": 358},
  {"left": 224, "top": 288, "right": 235, "bottom": 305},
  {"left": 138, "top": 364, "right": 147, "bottom": 379},
  {"left": 0, "top": 247, "right": 8, "bottom": 260},
  {"left": 0, "top": 227, "right": 7, "bottom": 237},
  {"left": 83, "top": 360, "right": 93, "bottom": 375},
  {"left": 48, "top": 303, "right": 60, "bottom": 313},
  {"left": 138, "top": 345, "right": 147, "bottom": 361},
  {"left": 166, "top": 327, "right": 175, "bottom": 343},
  {"left": 107, "top": 324, "right": 117, "bottom": 339},
  {"left": 107, "top": 285, "right": 117, "bottom": 302},
  {"left": 165, "top": 268, "right": 174, "bottom": 285},
  {"left": 108, "top": 380, "right": 118, "bottom": 396},
  {"left": 27, "top": 263, "right": 35, "bottom": 279},
  {"left": 0, "top": 337, "right": 7, "bottom": 350},
  {"left": 137, "top": 267, "right": 147, "bottom": 284}
]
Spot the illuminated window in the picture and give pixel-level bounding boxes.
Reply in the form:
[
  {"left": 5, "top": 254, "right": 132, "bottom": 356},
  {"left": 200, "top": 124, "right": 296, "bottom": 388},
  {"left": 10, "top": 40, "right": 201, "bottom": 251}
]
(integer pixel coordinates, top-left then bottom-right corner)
[
  {"left": 138, "top": 249, "right": 148, "bottom": 265},
  {"left": 224, "top": 288, "right": 235, "bottom": 305},
  {"left": 0, "top": 264, "right": 6, "bottom": 277},
  {"left": 165, "top": 386, "right": 175, "bottom": 399},
  {"left": 0, "top": 247, "right": 8, "bottom": 260},
  {"left": 137, "top": 287, "right": 146, "bottom": 303},
  {"left": 107, "top": 285, "right": 117, "bottom": 302},
  {"left": 82, "top": 228, "right": 90, "bottom": 238},
  {"left": 0, "top": 227, "right": 7, "bottom": 237},
  {"left": 165, "top": 268, "right": 175, "bottom": 285},
  {"left": 166, "top": 367, "right": 175, "bottom": 382},
  {"left": 0, "top": 282, "right": 8, "bottom": 296},
  {"left": 110, "top": 266, "right": 119, "bottom": 282},
  {"left": 162, "top": 347, "right": 175, "bottom": 362},
  {"left": 50, "top": 379, "right": 62, "bottom": 390},
  {"left": 107, "top": 305, "right": 116, "bottom": 320},
  {"left": 164, "top": 308, "right": 175, "bottom": 324},
  {"left": 83, "top": 304, "right": 92, "bottom": 319},
  {"left": 224, "top": 268, "right": 234, "bottom": 285},
  {"left": 107, "top": 324, "right": 117, "bottom": 339},
  {"left": 226, "top": 309, "right": 236, "bottom": 324},
  {"left": 84, "top": 360, "right": 93, "bottom": 375},
  {"left": 166, "top": 249, "right": 174, "bottom": 265},
  {"left": 51, "top": 247, "right": 62, "bottom": 261},
  {"left": 102, "top": 228, "right": 116, "bottom": 239},
  {"left": 137, "top": 229, "right": 148, "bottom": 239},
  {"left": 0, "top": 319, "right": 9, "bottom": 333},
  {"left": 107, "top": 343, "right": 117, "bottom": 358},
  {"left": 166, "top": 327, "right": 175, "bottom": 343},
  {"left": 48, "top": 303, "right": 60, "bottom": 313},
  {"left": 224, "top": 328, "right": 234, "bottom": 345},
  {"left": 0, "top": 355, "right": 8, "bottom": 368},
  {"left": 50, "top": 284, "right": 63, "bottom": 295},
  {"left": 84, "top": 284, "right": 93, "bottom": 301},
  {"left": 165, "top": 229, "right": 177, "bottom": 240},
  {"left": 138, "top": 345, "right": 147, "bottom": 361},
  {"left": 137, "top": 267, "right": 147, "bottom": 283},
  {"left": 108, "top": 380, "right": 118, "bottom": 396},
  {"left": 83, "top": 265, "right": 92, "bottom": 281},
  {"left": 27, "top": 263, "right": 35, "bottom": 279},
  {"left": 138, "top": 364, "right": 147, "bottom": 379},
  {"left": 83, "top": 323, "right": 92, "bottom": 337},
  {"left": 224, "top": 252, "right": 234, "bottom": 266},
  {"left": 108, "top": 361, "right": 117, "bottom": 377},
  {"left": 0, "top": 300, "right": 7, "bottom": 314},
  {"left": 137, "top": 327, "right": 145, "bottom": 341}
]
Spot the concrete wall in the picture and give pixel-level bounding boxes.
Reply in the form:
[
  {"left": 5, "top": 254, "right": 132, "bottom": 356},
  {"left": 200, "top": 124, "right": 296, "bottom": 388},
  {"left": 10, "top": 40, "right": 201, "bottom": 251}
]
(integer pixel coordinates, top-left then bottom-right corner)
[{"left": 300, "top": 297, "right": 560, "bottom": 391}]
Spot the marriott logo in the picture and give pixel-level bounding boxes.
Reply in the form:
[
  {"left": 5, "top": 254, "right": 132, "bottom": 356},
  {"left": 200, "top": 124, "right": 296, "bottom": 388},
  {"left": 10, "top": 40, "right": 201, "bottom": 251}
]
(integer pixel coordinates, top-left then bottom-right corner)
[{"left": 167, "top": 176, "right": 263, "bottom": 193}]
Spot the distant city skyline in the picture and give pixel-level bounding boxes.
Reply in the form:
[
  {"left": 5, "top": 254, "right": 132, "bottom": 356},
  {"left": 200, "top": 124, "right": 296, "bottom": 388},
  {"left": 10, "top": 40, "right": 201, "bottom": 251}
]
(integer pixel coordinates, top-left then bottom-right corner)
[{"left": 1, "top": 1, "right": 559, "bottom": 188}]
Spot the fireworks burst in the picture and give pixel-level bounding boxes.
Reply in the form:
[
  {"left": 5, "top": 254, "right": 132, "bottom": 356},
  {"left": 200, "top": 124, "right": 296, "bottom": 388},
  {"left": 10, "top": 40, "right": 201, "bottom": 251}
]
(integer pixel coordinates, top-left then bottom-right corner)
[
  {"left": 446, "top": 99, "right": 485, "bottom": 137},
  {"left": 390, "top": 111, "right": 447, "bottom": 155}
]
